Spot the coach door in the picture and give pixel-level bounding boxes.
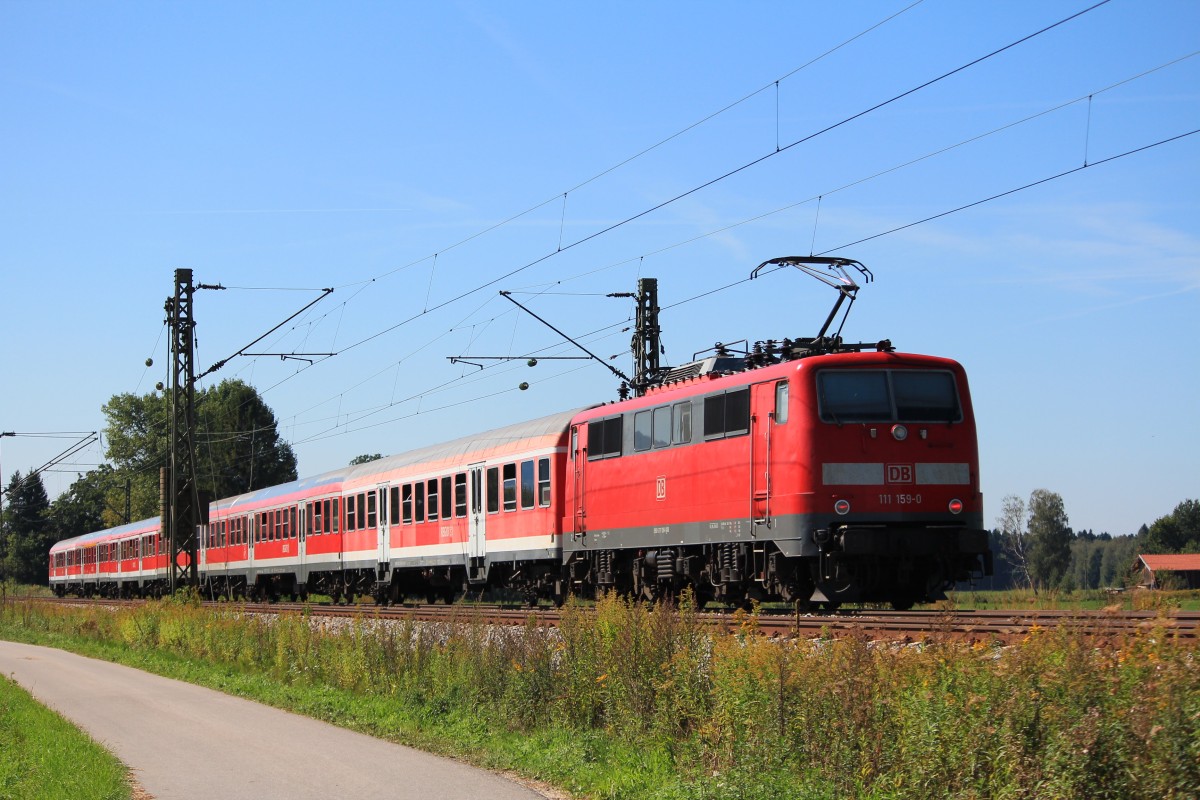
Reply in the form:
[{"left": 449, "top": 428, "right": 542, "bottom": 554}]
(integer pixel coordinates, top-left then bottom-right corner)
[
  {"left": 467, "top": 463, "right": 487, "bottom": 583},
  {"left": 296, "top": 503, "right": 307, "bottom": 582},
  {"left": 377, "top": 486, "right": 391, "bottom": 568},
  {"left": 247, "top": 515, "right": 256, "bottom": 574}
]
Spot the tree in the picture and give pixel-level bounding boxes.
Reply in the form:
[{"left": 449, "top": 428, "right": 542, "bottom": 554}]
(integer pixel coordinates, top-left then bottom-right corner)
[
  {"left": 997, "top": 494, "right": 1031, "bottom": 589},
  {"left": 1026, "top": 489, "right": 1071, "bottom": 591},
  {"left": 101, "top": 379, "right": 298, "bottom": 521},
  {"left": 47, "top": 465, "right": 122, "bottom": 541},
  {"left": 1142, "top": 499, "right": 1200, "bottom": 554},
  {"left": 349, "top": 453, "right": 384, "bottom": 465},
  {"left": 1, "top": 470, "right": 53, "bottom": 584}
]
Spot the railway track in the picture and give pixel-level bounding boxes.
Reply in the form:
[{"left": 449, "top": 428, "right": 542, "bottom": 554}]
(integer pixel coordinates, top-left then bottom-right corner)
[{"left": 26, "top": 595, "right": 1200, "bottom": 643}]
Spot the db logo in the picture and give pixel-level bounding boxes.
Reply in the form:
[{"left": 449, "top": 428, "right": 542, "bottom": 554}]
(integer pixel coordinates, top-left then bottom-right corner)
[
  {"left": 656, "top": 476, "right": 667, "bottom": 501},
  {"left": 886, "top": 464, "right": 914, "bottom": 484}
]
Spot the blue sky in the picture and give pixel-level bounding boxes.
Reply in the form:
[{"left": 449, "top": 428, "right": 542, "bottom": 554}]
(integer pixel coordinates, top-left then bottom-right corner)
[{"left": 2, "top": 0, "right": 1197, "bottom": 537}]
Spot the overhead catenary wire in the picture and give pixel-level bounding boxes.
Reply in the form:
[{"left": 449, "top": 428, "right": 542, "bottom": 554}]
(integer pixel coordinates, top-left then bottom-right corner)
[
  {"left": 324, "top": 0, "right": 1113, "bottom": 362},
  {"left": 72, "top": 2, "right": 1187, "bottom": 482},
  {"left": 287, "top": 120, "right": 1198, "bottom": 449},
  {"left": 181, "top": 2, "right": 1144, "bottom": 438}
]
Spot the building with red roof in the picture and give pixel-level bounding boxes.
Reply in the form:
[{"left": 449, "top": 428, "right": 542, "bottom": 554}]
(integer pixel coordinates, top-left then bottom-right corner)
[{"left": 1134, "top": 554, "right": 1200, "bottom": 589}]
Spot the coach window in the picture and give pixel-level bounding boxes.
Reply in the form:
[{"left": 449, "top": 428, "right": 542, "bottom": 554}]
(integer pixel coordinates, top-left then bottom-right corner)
[
  {"left": 441, "top": 476, "right": 452, "bottom": 520},
  {"left": 402, "top": 485, "right": 413, "bottom": 524},
  {"left": 503, "top": 463, "right": 517, "bottom": 511},
  {"left": 427, "top": 479, "right": 439, "bottom": 522},
  {"left": 331, "top": 498, "right": 340, "bottom": 533},
  {"left": 673, "top": 402, "right": 692, "bottom": 444},
  {"left": 653, "top": 406, "right": 672, "bottom": 448},
  {"left": 775, "top": 381, "right": 789, "bottom": 424},
  {"left": 486, "top": 467, "right": 499, "bottom": 514},
  {"left": 359, "top": 493, "right": 369, "bottom": 529},
  {"left": 538, "top": 457, "right": 551, "bottom": 506},
  {"left": 520, "top": 460, "right": 535, "bottom": 509},
  {"left": 454, "top": 473, "right": 467, "bottom": 518},
  {"left": 367, "top": 491, "right": 377, "bottom": 529},
  {"left": 634, "top": 410, "right": 652, "bottom": 452},
  {"left": 290, "top": 507, "right": 298, "bottom": 539},
  {"left": 347, "top": 495, "right": 357, "bottom": 531},
  {"left": 389, "top": 487, "right": 400, "bottom": 525},
  {"left": 415, "top": 482, "right": 426, "bottom": 523}
]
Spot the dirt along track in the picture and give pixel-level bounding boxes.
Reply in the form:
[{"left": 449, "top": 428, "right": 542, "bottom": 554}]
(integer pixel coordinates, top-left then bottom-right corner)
[
  {"left": 0, "top": 640, "right": 550, "bottom": 800},
  {"left": 37, "top": 595, "right": 1200, "bottom": 644}
]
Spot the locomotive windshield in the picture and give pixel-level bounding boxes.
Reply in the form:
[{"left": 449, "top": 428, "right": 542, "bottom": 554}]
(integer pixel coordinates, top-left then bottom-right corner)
[{"left": 817, "top": 369, "right": 961, "bottom": 423}]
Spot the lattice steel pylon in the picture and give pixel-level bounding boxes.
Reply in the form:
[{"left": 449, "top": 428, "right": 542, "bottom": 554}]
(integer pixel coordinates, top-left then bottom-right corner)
[
  {"left": 165, "top": 268, "right": 200, "bottom": 591},
  {"left": 631, "top": 277, "right": 661, "bottom": 396}
]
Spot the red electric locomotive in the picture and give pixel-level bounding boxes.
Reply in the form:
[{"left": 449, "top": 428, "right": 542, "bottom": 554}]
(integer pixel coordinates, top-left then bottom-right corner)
[
  {"left": 562, "top": 347, "right": 990, "bottom": 609},
  {"left": 50, "top": 256, "right": 991, "bottom": 609}
]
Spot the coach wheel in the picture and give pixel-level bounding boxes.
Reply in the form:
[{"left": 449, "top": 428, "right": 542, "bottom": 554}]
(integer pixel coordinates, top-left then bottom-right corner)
[
  {"left": 425, "top": 590, "right": 438, "bottom": 605},
  {"left": 891, "top": 597, "right": 916, "bottom": 612}
]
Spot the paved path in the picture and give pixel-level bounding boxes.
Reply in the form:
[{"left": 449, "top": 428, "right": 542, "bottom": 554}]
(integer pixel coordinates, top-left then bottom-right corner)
[{"left": 0, "top": 641, "right": 547, "bottom": 800}]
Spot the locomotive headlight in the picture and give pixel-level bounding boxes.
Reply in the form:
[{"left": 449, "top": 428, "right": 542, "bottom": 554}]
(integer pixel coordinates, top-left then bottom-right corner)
[
  {"left": 834, "top": 499, "right": 851, "bottom": 516},
  {"left": 948, "top": 499, "right": 963, "bottom": 515},
  {"left": 891, "top": 424, "right": 908, "bottom": 441}
]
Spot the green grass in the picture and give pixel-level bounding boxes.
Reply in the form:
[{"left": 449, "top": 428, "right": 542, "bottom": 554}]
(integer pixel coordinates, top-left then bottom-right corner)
[
  {"left": 3, "top": 592, "right": 1198, "bottom": 800},
  {"left": 0, "top": 674, "right": 132, "bottom": 800},
  {"left": 941, "top": 587, "right": 1200, "bottom": 611}
]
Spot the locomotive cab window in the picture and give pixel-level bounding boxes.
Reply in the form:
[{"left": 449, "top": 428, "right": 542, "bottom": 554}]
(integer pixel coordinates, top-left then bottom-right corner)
[{"left": 817, "top": 369, "right": 961, "bottom": 423}]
